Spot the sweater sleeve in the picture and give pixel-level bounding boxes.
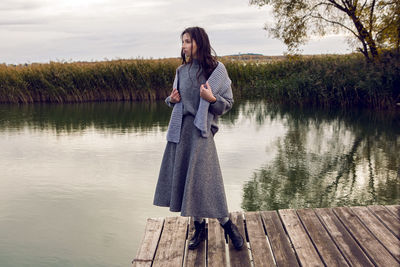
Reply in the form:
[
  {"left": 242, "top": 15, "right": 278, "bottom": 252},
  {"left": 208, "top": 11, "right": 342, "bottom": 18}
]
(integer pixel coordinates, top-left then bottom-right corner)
[
  {"left": 165, "top": 68, "right": 180, "bottom": 108},
  {"left": 209, "top": 94, "right": 233, "bottom": 116},
  {"left": 165, "top": 96, "right": 175, "bottom": 108}
]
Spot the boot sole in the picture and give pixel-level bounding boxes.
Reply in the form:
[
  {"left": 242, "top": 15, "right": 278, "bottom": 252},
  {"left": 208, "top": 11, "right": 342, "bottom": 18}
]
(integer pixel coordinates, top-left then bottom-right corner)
[
  {"left": 188, "top": 234, "right": 205, "bottom": 250},
  {"left": 188, "top": 240, "right": 203, "bottom": 250},
  {"left": 188, "top": 244, "right": 200, "bottom": 250},
  {"left": 233, "top": 240, "right": 244, "bottom": 250},
  {"left": 224, "top": 228, "right": 244, "bottom": 250}
]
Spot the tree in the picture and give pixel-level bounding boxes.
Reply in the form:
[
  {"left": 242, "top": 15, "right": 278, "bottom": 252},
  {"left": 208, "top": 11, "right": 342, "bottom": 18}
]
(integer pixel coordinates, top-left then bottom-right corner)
[{"left": 250, "top": 0, "right": 400, "bottom": 61}]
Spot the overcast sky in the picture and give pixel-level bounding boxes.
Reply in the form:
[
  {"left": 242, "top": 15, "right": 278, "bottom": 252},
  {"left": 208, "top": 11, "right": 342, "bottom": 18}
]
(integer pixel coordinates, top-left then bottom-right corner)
[{"left": 1, "top": 0, "right": 353, "bottom": 64}]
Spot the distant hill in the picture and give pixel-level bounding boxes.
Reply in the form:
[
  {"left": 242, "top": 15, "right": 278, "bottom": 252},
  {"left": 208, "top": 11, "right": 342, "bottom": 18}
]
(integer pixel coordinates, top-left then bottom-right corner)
[
  {"left": 224, "top": 53, "right": 264, "bottom": 56},
  {"left": 220, "top": 53, "right": 286, "bottom": 62}
]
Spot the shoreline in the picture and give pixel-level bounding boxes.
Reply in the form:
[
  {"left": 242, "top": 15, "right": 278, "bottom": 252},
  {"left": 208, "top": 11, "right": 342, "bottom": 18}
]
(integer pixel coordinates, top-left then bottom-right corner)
[{"left": 1, "top": 51, "right": 399, "bottom": 110}]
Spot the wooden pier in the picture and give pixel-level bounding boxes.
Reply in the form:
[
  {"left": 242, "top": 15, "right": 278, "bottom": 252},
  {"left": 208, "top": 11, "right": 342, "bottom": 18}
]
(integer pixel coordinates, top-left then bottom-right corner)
[{"left": 132, "top": 205, "right": 400, "bottom": 266}]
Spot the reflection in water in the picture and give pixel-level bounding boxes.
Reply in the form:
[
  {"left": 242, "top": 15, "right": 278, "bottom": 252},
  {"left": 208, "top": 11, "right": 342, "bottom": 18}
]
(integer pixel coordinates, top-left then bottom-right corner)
[
  {"left": 0, "top": 100, "right": 399, "bottom": 266},
  {"left": 0, "top": 101, "right": 173, "bottom": 133},
  {"left": 241, "top": 104, "right": 400, "bottom": 211},
  {"left": 0, "top": 100, "right": 243, "bottom": 135},
  {"left": 1, "top": 100, "right": 398, "bottom": 213}
]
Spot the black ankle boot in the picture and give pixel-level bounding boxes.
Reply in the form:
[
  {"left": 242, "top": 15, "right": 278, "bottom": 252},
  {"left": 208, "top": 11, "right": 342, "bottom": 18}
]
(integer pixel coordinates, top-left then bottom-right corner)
[
  {"left": 188, "top": 220, "right": 206, "bottom": 250},
  {"left": 221, "top": 219, "right": 244, "bottom": 250}
]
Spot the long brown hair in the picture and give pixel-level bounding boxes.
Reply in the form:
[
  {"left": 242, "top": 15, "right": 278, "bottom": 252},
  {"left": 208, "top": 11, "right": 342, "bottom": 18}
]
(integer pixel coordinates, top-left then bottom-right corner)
[{"left": 181, "top": 26, "right": 218, "bottom": 80}]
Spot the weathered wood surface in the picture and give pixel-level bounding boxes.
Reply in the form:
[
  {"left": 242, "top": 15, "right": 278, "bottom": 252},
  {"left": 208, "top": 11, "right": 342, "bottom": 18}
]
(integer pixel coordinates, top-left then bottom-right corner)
[
  {"left": 133, "top": 205, "right": 400, "bottom": 267},
  {"left": 260, "top": 210, "right": 299, "bottom": 266},
  {"left": 385, "top": 204, "right": 400, "bottom": 219},
  {"left": 228, "top": 211, "right": 251, "bottom": 267},
  {"left": 351, "top": 206, "right": 400, "bottom": 261},
  {"left": 207, "top": 218, "right": 227, "bottom": 267},
  {"left": 297, "top": 208, "right": 349, "bottom": 266},
  {"left": 279, "top": 208, "right": 324, "bottom": 266},
  {"left": 184, "top": 218, "right": 205, "bottom": 267},
  {"left": 333, "top": 206, "right": 399, "bottom": 266},
  {"left": 152, "top": 216, "right": 188, "bottom": 267},
  {"left": 132, "top": 218, "right": 164, "bottom": 267},
  {"left": 315, "top": 208, "right": 373, "bottom": 267},
  {"left": 368, "top": 205, "right": 400, "bottom": 239},
  {"left": 245, "top": 212, "right": 274, "bottom": 267}
]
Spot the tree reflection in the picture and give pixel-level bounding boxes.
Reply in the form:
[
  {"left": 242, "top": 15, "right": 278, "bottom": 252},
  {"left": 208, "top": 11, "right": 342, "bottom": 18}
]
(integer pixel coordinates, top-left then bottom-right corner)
[
  {"left": 0, "top": 101, "right": 174, "bottom": 134},
  {"left": 242, "top": 103, "right": 400, "bottom": 211},
  {"left": 0, "top": 99, "right": 398, "bottom": 209},
  {"left": 0, "top": 100, "right": 242, "bottom": 134}
]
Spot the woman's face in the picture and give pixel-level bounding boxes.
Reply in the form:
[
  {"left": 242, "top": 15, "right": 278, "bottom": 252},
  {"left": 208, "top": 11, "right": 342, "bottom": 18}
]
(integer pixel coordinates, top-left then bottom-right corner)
[{"left": 182, "top": 33, "right": 197, "bottom": 59}]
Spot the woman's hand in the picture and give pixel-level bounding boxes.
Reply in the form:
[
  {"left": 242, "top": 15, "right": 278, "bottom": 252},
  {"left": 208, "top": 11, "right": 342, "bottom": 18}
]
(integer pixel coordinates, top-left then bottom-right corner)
[
  {"left": 169, "top": 88, "right": 181, "bottom": 103},
  {"left": 200, "top": 81, "right": 217, "bottom": 103}
]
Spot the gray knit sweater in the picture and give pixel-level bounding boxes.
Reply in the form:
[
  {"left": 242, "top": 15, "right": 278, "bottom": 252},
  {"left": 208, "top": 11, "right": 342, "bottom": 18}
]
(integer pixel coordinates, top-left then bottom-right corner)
[{"left": 165, "top": 60, "right": 233, "bottom": 143}]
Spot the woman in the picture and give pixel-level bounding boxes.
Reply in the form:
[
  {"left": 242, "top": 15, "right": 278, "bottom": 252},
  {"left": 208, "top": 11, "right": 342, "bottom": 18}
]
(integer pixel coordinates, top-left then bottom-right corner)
[{"left": 153, "top": 26, "right": 243, "bottom": 250}]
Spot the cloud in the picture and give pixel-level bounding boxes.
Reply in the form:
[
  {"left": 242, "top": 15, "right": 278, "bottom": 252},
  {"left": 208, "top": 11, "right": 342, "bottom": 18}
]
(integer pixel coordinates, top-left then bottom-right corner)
[
  {"left": 0, "top": 18, "right": 49, "bottom": 26},
  {"left": 0, "top": 0, "right": 351, "bottom": 64},
  {"left": 0, "top": 0, "right": 49, "bottom": 11}
]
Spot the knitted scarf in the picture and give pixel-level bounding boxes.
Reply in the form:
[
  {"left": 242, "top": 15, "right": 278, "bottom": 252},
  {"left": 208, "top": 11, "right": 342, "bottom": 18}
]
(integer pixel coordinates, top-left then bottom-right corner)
[{"left": 166, "top": 61, "right": 233, "bottom": 143}]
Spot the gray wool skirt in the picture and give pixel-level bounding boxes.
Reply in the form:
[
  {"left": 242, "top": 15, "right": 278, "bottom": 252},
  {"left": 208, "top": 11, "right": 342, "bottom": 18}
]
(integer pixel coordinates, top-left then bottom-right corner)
[{"left": 153, "top": 114, "right": 229, "bottom": 218}]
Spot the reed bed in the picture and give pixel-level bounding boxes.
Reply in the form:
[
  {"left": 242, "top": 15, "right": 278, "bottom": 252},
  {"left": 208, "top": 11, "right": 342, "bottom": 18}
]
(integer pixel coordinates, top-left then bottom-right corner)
[
  {"left": 227, "top": 51, "right": 400, "bottom": 109},
  {"left": 0, "top": 51, "right": 399, "bottom": 109},
  {"left": 0, "top": 58, "right": 180, "bottom": 103}
]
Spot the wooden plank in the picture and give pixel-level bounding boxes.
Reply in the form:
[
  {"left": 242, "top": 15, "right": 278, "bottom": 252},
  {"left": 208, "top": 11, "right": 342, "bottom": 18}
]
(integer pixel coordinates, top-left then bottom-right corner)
[
  {"left": 132, "top": 217, "right": 164, "bottom": 267},
  {"left": 228, "top": 212, "right": 251, "bottom": 267},
  {"left": 368, "top": 205, "right": 400, "bottom": 239},
  {"left": 279, "top": 209, "right": 323, "bottom": 266},
  {"left": 260, "top": 210, "right": 299, "bottom": 266},
  {"left": 207, "top": 218, "right": 227, "bottom": 267},
  {"left": 351, "top": 206, "right": 400, "bottom": 261},
  {"left": 385, "top": 205, "right": 400, "bottom": 220},
  {"left": 315, "top": 208, "right": 373, "bottom": 267},
  {"left": 244, "top": 212, "right": 275, "bottom": 267},
  {"left": 297, "top": 208, "right": 349, "bottom": 266},
  {"left": 184, "top": 218, "right": 205, "bottom": 267},
  {"left": 333, "top": 206, "right": 398, "bottom": 266},
  {"left": 152, "top": 216, "right": 189, "bottom": 267}
]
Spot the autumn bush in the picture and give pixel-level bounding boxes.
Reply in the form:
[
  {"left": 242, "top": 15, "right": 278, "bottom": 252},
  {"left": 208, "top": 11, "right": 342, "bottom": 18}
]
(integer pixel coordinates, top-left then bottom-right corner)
[{"left": 0, "top": 51, "right": 398, "bottom": 109}]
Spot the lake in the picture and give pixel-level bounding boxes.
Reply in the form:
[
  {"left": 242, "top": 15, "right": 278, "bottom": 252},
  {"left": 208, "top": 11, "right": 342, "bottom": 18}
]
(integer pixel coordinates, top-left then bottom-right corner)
[{"left": 0, "top": 100, "right": 399, "bottom": 266}]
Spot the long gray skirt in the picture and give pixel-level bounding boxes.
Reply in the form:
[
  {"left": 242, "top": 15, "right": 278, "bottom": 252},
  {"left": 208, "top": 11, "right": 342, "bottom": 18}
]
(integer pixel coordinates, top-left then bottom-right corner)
[{"left": 153, "top": 114, "right": 229, "bottom": 218}]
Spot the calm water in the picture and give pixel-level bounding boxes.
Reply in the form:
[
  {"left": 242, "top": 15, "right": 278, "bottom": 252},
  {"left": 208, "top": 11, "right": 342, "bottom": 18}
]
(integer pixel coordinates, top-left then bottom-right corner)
[{"left": 0, "top": 100, "right": 399, "bottom": 266}]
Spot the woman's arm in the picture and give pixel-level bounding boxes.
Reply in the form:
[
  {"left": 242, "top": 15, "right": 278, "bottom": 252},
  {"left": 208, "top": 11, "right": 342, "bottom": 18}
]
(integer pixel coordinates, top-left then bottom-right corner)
[
  {"left": 200, "top": 80, "right": 234, "bottom": 116},
  {"left": 165, "top": 95, "right": 175, "bottom": 108},
  {"left": 209, "top": 94, "right": 234, "bottom": 116},
  {"left": 165, "top": 68, "right": 181, "bottom": 108}
]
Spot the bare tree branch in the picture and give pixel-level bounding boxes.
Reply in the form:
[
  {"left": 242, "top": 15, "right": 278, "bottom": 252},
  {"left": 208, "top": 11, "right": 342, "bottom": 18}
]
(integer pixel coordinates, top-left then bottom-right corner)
[
  {"left": 327, "top": 0, "right": 348, "bottom": 12},
  {"left": 361, "top": 0, "right": 368, "bottom": 11},
  {"left": 301, "top": 2, "right": 336, "bottom": 21},
  {"left": 310, "top": 14, "right": 360, "bottom": 37},
  {"left": 369, "top": 0, "right": 377, "bottom": 35},
  {"left": 374, "top": 16, "right": 396, "bottom": 37},
  {"left": 250, "top": 0, "right": 398, "bottom": 61}
]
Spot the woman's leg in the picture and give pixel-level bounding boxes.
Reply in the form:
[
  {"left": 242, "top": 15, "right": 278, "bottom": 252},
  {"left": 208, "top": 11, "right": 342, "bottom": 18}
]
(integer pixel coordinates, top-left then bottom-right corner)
[
  {"left": 194, "top": 216, "right": 228, "bottom": 224},
  {"left": 219, "top": 217, "right": 244, "bottom": 250},
  {"left": 218, "top": 217, "right": 229, "bottom": 225},
  {"left": 188, "top": 216, "right": 206, "bottom": 250},
  {"left": 193, "top": 216, "right": 205, "bottom": 223},
  {"left": 189, "top": 216, "right": 242, "bottom": 250}
]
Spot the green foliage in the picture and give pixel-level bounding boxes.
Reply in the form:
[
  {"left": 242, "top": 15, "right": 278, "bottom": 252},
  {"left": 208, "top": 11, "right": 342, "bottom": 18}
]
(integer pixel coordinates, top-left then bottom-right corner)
[
  {"left": 0, "top": 59, "right": 179, "bottom": 103},
  {"left": 0, "top": 52, "right": 399, "bottom": 109},
  {"left": 241, "top": 103, "right": 400, "bottom": 211},
  {"left": 225, "top": 51, "right": 400, "bottom": 109},
  {"left": 250, "top": 0, "right": 400, "bottom": 61}
]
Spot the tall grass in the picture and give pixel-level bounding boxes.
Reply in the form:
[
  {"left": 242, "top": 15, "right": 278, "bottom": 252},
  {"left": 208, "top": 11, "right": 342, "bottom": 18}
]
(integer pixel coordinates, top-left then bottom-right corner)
[
  {"left": 0, "top": 51, "right": 399, "bottom": 109},
  {"left": 227, "top": 51, "right": 400, "bottom": 109},
  {"left": 0, "top": 59, "right": 179, "bottom": 103}
]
